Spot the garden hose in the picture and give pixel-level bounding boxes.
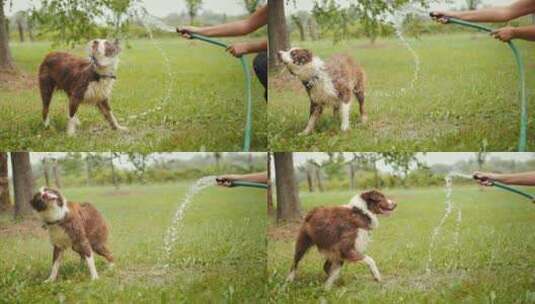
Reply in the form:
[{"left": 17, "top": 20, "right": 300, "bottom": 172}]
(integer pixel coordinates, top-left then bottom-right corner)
[
  {"left": 430, "top": 14, "right": 527, "bottom": 151},
  {"left": 228, "top": 181, "right": 269, "bottom": 189},
  {"left": 473, "top": 175, "right": 535, "bottom": 202},
  {"left": 178, "top": 31, "right": 253, "bottom": 151}
]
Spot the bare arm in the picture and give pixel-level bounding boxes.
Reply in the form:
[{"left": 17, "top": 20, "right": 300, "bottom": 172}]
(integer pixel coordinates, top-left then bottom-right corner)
[
  {"left": 216, "top": 172, "right": 269, "bottom": 187},
  {"left": 474, "top": 171, "right": 535, "bottom": 186},
  {"left": 178, "top": 5, "right": 267, "bottom": 38},
  {"left": 433, "top": 0, "right": 535, "bottom": 22}
]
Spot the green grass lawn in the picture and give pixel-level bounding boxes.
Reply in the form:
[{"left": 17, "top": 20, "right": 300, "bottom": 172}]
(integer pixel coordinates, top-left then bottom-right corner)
[
  {"left": 0, "top": 38, "right": 267, "bottom": 151},
  {"left": 269, "top": 33, "right": 535, "bottom": 151},
  {"left": 268, "top": 186, "right": 535, "bottom": 303},
  {"left": 0, "top": 182, "right": 267, "bottom": 303}
]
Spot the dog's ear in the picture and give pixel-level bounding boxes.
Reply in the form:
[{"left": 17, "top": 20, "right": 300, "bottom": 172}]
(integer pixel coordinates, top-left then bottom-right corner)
[
  {"left": 290, "top": 48, "right": 313, "bottom": 65},
  {"left": 30, "top": 192, "right": 47, "bottom": 212},
  {"left": 361, "top": 190, "right": 384, "bottom": 203}
]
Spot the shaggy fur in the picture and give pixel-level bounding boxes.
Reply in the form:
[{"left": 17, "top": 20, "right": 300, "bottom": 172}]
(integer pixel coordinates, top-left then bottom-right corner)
[
  {"left": 278, "top": 47, "right": 367, "bottom": 135},
  {"left": 286, "top": 190, "right": 397, "bottom": 289},
  {"left": 38, "top": 39, "right": 126, "bottom": 136},
  {"left": 30, "top": 187, "right": 113, "bottom": 282}
]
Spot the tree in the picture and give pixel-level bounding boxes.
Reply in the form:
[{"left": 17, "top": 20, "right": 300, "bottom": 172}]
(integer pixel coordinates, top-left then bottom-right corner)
[
  {"left": 268, "top": 0, "right": 289, "bottom": 69},
  {"left": 291, "top": 14, "right": 306, "bottom": 41},
  {"left": 15, "top": 11, "right": 25, "bottom": 42},
  {"left": 274, "top": 152, "right": 301, "bottom": 222},
  {"left": 42, "top": 157, "right": 51, "bottom": 187},
  {"left": 297, "top": 164, "right": 313, "bottom": 192},
  {"left": 127, "top": 152, "right": 151, "bottom": 183},
  {"left": 267, "top": 152, "right": 274, "bottom": 215},
  {"left": 184, "top": 0, "right": 203, "bottom": 25},
  {"left": 109, "top": 152, "right": 120, "bottom": 189},
  {"left": 11, "top": 152, "right": 34, "bottom": 220},
  {"left": 0, "top": 152, "right": 10, "bottom": 211},
  {"left": 213, "top": 152, "right": 222, "bottom": 170},
  {"left": 0, "top": 0, "right": 15, "bottom": 70},
  {"left": 306, "top": 16, "right": 318, "bottom": 40},
  {"left": 312, "top": 0, "right": 428, "bottom": 44},
  {"left": 309, "top": 159, "right": 324, "bottom": 192},
  {"left": 105, "top": 0, "right": 135, "bottom": 37},
  {"left": 475, "top": 152, "right": 488, "bottom": 171},
  {"left": 32, "top": 0, "right": 135, "bottom": 47},
  {"left": 51, "top": 158, "right": 62, "bottom": 188},
  {"left": 381, "top": 152, "right": 421, "bottom": 187},
  {"left": 242, "top": 0, "right": 265, "bottom": 14}
]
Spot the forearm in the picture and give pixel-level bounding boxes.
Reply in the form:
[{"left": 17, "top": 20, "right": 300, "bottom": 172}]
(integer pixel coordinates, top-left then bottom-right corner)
[
  {"left": 493, "top": 172, "right": 535, "bottom": 186},
  {"left": 244, "top": 40, "right": 267, "bottom": 54},
  {"left": 196, "top": 20, "right": 252, "bottom": 37},
  {"left": 234, "top": 172, "right": 269, "bottom": 184},
  {"left": 512, "top": 25, "right": 535, "bottom": 41},
  {"left": 454, "top": 8, "right": 513, "bottom": 22}
]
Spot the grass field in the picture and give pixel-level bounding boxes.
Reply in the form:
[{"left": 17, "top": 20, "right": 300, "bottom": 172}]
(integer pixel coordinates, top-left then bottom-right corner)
[
  {"left": 268, "top": 186, "right": 535, "bottom": 303},
  {"left": 0, "top": 182, "right": 267, "bottom": 303},
  {"left": 269, "top": 33, "right": 535, "bottom": 151},
  {"left": 0, "top": 38, "right": 267, "bottom": 151}
]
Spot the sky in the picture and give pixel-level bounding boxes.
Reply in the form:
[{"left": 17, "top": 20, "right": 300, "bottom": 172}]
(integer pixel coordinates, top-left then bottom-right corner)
[{"left": 5, "top": 0, "right": 251, "bottom": 17}]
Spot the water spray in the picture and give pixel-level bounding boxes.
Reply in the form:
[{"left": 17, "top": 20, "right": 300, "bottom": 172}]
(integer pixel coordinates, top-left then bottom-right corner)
[
  {"left": 429, "top": 13, "right": 528, "bottom": 152},
  {"left": 177, "top": 30, "right": 254, "bottom": 152}
]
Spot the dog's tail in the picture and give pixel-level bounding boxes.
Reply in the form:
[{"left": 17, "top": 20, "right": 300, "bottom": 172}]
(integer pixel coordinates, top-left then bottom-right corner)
[{"left": 287, "top": 227, "right": 313, "bottom": 282}]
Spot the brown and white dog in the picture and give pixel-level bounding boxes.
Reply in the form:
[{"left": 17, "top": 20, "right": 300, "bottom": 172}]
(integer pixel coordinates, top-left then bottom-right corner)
[
  {"left": 30, "top": 187, "right": 114, "bottom": 282},
  {"left": 38, "top": 39, "right": 127, "bottom": 136},
  {"left": 286, "top": 190, "right": 397, "bottom": 290},
  {"left": 278, "top": 48, "right": 367, "bottom": 135}
]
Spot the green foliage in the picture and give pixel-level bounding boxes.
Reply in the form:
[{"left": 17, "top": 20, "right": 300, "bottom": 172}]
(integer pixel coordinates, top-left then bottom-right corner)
[
  {"left": 184, "top": 0, "right": 203, "bottom": 23},
  {"left": 311, "top": 0, "right": 430, "bottom": 43},
  {"left": 242, "top": 0, "right": 265, "bottom": 14}
]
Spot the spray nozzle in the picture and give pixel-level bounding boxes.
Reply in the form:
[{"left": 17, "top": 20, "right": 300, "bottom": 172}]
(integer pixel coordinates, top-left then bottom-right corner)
[{"left": 429, "top": 12, "right": 450, "bottom": 23}]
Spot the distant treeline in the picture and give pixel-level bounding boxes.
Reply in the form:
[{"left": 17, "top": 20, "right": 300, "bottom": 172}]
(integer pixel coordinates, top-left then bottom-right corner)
[
  {"left": 32, "top": 153, "right": 266, "bottom": 188},
  {"left": 295, "top": 153, "right": 535, "bottom": 191}
]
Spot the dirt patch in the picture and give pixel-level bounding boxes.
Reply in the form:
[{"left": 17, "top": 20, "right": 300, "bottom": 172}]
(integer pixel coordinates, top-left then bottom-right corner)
[
  {"left": 269, "top": 71, "right": 304, "bottom": 93},
  {"left": 0, "top": 218, "right": 47, "bottom": 239},
  {"left": 268, "top": 222, "right": 301, "bottom": 241},
  {"left": 0, "top": 70, "right": 37, "bottom": 92}
]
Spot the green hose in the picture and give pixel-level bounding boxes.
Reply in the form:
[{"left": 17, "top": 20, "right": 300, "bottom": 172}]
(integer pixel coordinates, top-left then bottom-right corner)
[
  {"left": 183, "top": 32, "right": 253, "bottom": 152},
  {"left": 473, "top": 174, "right": 535, "bottom": 202},
  {"left": 430, "top": 14, "right": 528, "bottom": 151},
  {"left": 229, "top": 181, "right": 269, "bottom": 189}
]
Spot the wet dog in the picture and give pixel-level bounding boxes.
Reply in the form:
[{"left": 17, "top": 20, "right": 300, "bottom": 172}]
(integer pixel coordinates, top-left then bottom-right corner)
[
  {"left": 286, "top": 190, "right": 396, "bottom": 289},
  {"left": 30, "top": 187, "right": 114, "bottom": 282},
  {"left": 278, "top": 48, "right": 367, "bottom": 135},
  {"left": 38, "top": 39, "right": 126, "bottom": 136}
]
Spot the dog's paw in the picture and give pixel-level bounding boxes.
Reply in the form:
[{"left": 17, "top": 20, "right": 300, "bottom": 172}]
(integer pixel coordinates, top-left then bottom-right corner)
[
  {"left": 43, "top": 118, "right": 50, "bottom": 128},
  {"left": 44, "top": 277, "right": 56, "bottom": 283},
  {"left": 374, "top": 275, "right": 382, "bottom": 282},
  {"left": 298, "top": 130, "right": 311, "bottom": 136},
  {"left": 361, "top": 115, "right": 368, "bottom": 124},
  {"left": 115, "top": 125, "right": 128, "bottom": 132}
]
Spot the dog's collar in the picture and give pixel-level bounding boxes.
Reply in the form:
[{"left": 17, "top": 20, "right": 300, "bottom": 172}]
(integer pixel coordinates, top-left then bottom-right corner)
[
  {"left": 90, "top": 55, "right": 117, "bottom": 81},
  {"left": 302, "top": 75, "right": 320, "bottom": 90}
]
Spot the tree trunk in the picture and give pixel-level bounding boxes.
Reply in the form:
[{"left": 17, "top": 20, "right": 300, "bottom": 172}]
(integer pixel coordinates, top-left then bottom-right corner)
[
  {"left": 305, "top": 170, "right": 313, "bottom": 192},
  {"left": 0, "top": 0, "right": 15, "bottom": 70},
  {"left": 110, "top": 156, "right": 118, "bottom": 189},
  {"left": 291, "top": 16, "right": 305, "bottom": 41},
  {"left": 274, "top": 152, "right": 301, "bottom": 222},
  {"left": 0, "top": 152, "right": 11, "bottom": 211},
  {"left": 16, "top": 19, "right": 24, "bottom": 42},
  {"left": 267, "top": 152, "right": 274, "bottom": 216},
  {"left": 349, "top": 163, "right": 355, "bottom": 191},
  {"left": 315, "top": 167, "right": 323, "bottom": 192},
  {"left": 307, "top": 17, "right": 318, "bottom": 40},
  {"left": 42, "top": 158, "right": 50, "bottom": 187},
  {"left": 52, "top": 159, "right": 61, "bottom": 189},
  {"left": 268, "top": 0, "right": 290, "bottom": 70},
  {"left": 11, "top": 152, "right": 34, "bottom": 220},
  {"left": 27, "top": 20, "right": 34, "bottom": 42}
]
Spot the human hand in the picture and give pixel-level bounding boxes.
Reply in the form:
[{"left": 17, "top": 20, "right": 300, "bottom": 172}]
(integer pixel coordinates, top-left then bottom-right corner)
[
  {"left": 430, "top": 11, "right": 456, "bottom": 24},
  {"left": 176, "top": 26, "right": 202, "bottom": 39},
  {"left": 491, "top": 26, "right": 516, "bottom": 42},
  {"left": 216, "top": 175, "right": 239, "bottom": 187},
  {"left": 473, "top": 171, "right": 498, "bottom": 186},
  {"left": 226, "top": 43, "right": 250, "bottom": 57}
]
